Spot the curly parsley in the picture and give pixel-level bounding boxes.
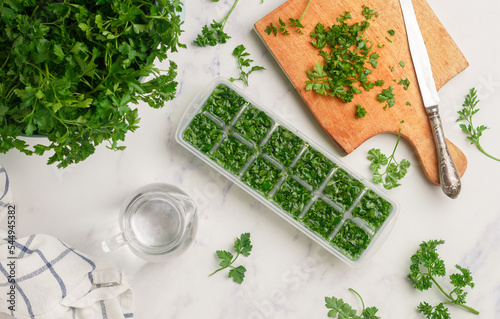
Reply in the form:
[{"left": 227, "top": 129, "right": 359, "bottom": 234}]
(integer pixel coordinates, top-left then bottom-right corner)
[{"left": 408, "top": 239, "right": 479, "bottom": 318}]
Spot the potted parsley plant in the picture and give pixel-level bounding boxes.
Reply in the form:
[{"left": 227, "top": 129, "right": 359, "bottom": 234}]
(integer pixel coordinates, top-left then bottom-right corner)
[{"left": 0, "top": 0, "right": 185, "bottom": 168}]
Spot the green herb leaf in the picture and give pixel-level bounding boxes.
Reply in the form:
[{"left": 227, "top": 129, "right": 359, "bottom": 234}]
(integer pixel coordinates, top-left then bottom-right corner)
[
  {"left": 457, "top": 88, "right": 500, "bottom": 161},
  {"left": 398, "top": 78, "right": 410, "bottom": 90},
  {"left": 377, "top": 86, "right": 395, "bottom": 109},
  {"left": 209, "top": 233, "right": 252, "bottom": 284},
  {"left": 356, "top": 104, "right": 367, "bottom": 118},
  {"left": 228, "top": 265, "right": 247, "bottom": 284}
]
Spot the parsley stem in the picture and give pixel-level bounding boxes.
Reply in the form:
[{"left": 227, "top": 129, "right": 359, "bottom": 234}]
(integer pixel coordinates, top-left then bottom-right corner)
[
  {"left": 221, "top": 0, "right": 241, "bottom": 27},
  {"left": 476, "top": 142, "right": 500, "bottom": 161},
  {"left": 429, "top": 275, "right": 480, "bottom": 315},
  {"left": 208, "top": 252, "right": 240, "bottom": 277},
  {"left": 299, "top": 0, "right": 312, "bottom": 22},
  {"left": 348, "top": 288, "right": 366, "bottom": 313}
]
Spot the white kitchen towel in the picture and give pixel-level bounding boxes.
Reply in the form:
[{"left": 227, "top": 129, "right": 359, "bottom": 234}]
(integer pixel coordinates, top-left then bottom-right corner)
[{"left": 0, "top": 234, "right": 133, "bottom": 319}]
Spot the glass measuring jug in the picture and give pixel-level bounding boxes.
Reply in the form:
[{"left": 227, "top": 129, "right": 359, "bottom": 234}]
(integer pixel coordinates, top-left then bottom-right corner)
[{"left": 102, "top": 183, "right": 197, "bottom": 262}]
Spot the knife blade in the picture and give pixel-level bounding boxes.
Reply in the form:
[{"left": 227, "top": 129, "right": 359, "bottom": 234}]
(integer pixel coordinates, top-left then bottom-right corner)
[{"left": 399, "top": 0, "right": 461, "bottom": 198}]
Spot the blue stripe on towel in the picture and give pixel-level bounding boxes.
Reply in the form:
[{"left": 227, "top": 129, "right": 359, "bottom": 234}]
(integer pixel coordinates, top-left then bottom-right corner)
[{"left": 7, "top": 237, "right": 68, "bottom": 298}]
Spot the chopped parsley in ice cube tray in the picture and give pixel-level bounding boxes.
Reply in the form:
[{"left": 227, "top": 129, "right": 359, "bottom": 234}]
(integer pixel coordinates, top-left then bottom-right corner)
[{"left": 181, "top": 83, "right": 396, "bottom": 262}]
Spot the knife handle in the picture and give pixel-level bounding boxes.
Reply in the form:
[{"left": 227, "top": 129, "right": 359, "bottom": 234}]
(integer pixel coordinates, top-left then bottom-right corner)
[{"left": 427, "top": 106, "right": 461, "bottom": 198}]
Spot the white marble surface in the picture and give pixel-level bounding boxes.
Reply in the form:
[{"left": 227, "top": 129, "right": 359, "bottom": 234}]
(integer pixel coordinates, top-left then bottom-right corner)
[{"left": 1, "top": 0, "right": 500, "bottom": 317}]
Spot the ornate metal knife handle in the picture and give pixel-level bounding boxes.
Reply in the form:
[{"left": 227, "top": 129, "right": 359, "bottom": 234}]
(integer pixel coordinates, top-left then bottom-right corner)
[{"left": 427, "top": 105, "right": 461, "bottom": 198}]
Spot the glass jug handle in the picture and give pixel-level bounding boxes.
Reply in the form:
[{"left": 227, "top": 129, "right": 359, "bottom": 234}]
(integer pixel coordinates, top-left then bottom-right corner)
[{"left": 101, "top": 232, "right": 127, "bottom": 252}]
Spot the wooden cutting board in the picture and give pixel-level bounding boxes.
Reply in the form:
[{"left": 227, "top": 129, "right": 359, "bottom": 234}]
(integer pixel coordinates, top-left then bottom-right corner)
[{"left": 254, "top": 0, "right": 468, "bottom": 186}]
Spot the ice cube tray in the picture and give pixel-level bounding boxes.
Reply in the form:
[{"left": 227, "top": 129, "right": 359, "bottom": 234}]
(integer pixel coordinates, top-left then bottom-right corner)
[{"left": 176, "top": 78, "right": 399, "bottom": 265}]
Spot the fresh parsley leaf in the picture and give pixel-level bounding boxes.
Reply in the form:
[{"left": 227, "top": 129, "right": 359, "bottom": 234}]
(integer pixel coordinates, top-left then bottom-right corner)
[
  {"left": 457, "top": 88, "right": 499, "bottom": 161},
  {"left": 399, "top": 61, "right": 405, "bottom": 67},
  {"left": 325, "top": 288, "right": 380, "bottom": 319},
  {"left": 228, "top": 265, "right": 247, "bottom": 284},
  {"left": 367, "top": 128, "right": 410, "bottom": 189},
  {"left": 229, "top": 45, "right": 265, "bottom": 86},
  {"left": 265, "top": 0, "right": 312, "bottom": 36},
  {"left": 408, "top": 239, "right": 480, "bottom": 318},
  {"left": 209, "top": 233, "right": 253, "bottom": 284},
  {"left": 398, "top": 78, "right": 410, "bottom": 90},
  {"left": 388, "top": 29, "right": 395, "bottom": 36},
  {"left": 362, "top": 5, "right": 379, "bottom": 20},
  {"left": 356, "top": 104, "right": 367, "bottom": 118},
  {"left": 377, "top": 86, "right": 395, "bottom": 109}
]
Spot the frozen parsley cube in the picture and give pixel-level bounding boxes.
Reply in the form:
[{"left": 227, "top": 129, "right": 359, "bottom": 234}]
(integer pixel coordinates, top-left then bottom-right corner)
[
  {"left": 293, "top": 146, "right": 336, "bottom": 189},
  {"left": 212, "top": 136, "right": 254, "bottom": 174},
  {"left": 324, "top": 168, "right": 365, "bottom": 209},
  {"left": 234, "top": 106, "right": 273, "bottom": 144},
  {"left": 203, "top": 84, "right": 247, "bottom": 124},
  {"left": 332, "top": 220, "right": 371, "bottom": 261},
  {"left": 242, "top": 157, "right": 282, "bottom": 195},
  {"left": 352, "top": 190, "right": 392, "bottom": 230},
  {"left": 263, "top": 126, "right": 304, "bottom": 167},
  {"left": 183, "top": 114, "right": 223, "bottom": 153},
  {"left": 273, "top": 177, "right": 312, "bottom": 216},
  {"left": 302, "top": 199, "right": 342, "bottom": 240}
]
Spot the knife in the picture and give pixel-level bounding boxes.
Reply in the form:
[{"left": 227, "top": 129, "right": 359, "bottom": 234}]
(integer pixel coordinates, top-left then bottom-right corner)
[{"left": 399, "top": 0, "right": 461, "bottom": 198}]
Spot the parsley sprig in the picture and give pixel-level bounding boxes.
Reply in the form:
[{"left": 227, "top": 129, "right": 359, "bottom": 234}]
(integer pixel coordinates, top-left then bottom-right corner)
[
  {"left": 408, "top": 240, "right": 479, "bottom": 318},
  {"left": 209, "top": 233, "right": 253, "bottom": 284},
  {"left": 265, "top": 0, "right": 312, "bottom": 36},
  {"left": 367, "top": 129, "right": 410, "bottom": 189},
  {"left": 457, "top": 88, "right": 499, "bottom": 161},
  {"left": 325, "top": 288, "right": 380, "bottom": 319},
  {"left": 229, "top": 45, "right": 265, "bottom": 86},
  {"left": 194, "top": 0, "right": 240, "bottom": 47}
]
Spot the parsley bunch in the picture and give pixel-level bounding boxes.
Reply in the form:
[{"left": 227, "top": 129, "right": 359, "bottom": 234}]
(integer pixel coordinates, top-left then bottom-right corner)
[
  {"left": 408, "top": 240, "right": 479, "bottom": 318},
  {"left": 367, "top": 129, "right": 410, "bottom": 189},
  {"left": 305, "top": 9, "right": 381, "bottom": 103},
  {"left": 229, "top": 45, "right": 265, "bottom": 86},
  {"left": 209, "top": 232, "right": 253, "bottom": 284},
  {"left": 325, "top": 288, "right": 380, "bottom": 319},
  {"left": 457, "top": 88, "right": 499, "bottom": 161},
  {"left": 0, "top": 0, "right": 185, "bottom": 168}
]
